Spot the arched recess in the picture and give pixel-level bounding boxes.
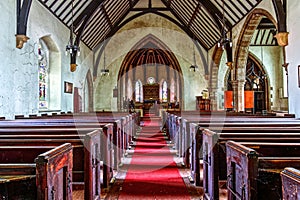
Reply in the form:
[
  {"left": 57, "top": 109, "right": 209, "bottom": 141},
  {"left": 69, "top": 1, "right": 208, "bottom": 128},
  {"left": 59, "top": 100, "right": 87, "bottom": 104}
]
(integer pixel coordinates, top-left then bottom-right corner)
[
  {"left": 84, "top": 69, "right": 94, "bottom": 112},
  {"left": 39, "top": 35, "right": 61, "bottom": 111},
  {"left": 93, "top": 12, "right": 208, "bottom": 78},
  {"left": 226, "top": 53, "right": 270, "bottom": 113},
  {"left": 117, "top": 34, "right": 183, "bottom": 110}
]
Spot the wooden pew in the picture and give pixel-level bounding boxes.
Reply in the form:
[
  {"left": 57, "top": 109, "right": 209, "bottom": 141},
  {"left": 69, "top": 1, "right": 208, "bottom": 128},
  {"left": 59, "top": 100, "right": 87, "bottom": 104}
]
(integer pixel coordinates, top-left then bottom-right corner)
[
  {"left": 165, "top": 112, "right": 300, "bottom": 168},
  {"left": 0, "top": 118, "right": 124, "bottom": 170},
  {"left": 0, "top": 164, "right": 37, "bottom": 199},
  {"left": 0, "top": 130, "right": 102, "bottom": 200},
  {"left": 0, "top": 143, "right": 73, "bottom": 200},
  {"left": 0, "top": 124, "right": 115, "bottom": 189},
  {"left": 186, "top": 123, "right": 300, "bottom": 186},
  {"left": 5, "top": 113, "right": 136, "bottom": 168},
  {"left": 281, "top": 167, "right": 300, "bottom": 200},
  {"left": 201, "top": 128, "right": 300, "bottom": 199},
  {"left": 226, "top": 141, "right": 300, "bottom": 200}
]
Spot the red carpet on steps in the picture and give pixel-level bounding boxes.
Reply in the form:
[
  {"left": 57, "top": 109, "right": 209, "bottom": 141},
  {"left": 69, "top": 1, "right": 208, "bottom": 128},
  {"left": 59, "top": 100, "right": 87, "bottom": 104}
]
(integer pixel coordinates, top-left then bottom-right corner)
[{"left": 118, "top": 117, "right": 191, "bottom": 200}]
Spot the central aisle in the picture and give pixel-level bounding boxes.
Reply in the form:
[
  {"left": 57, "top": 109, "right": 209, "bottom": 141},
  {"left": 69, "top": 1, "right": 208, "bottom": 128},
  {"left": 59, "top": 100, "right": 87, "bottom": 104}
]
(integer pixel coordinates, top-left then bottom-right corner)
[{"left": 118, "top": 117, "right": 191, "bottom": 199}]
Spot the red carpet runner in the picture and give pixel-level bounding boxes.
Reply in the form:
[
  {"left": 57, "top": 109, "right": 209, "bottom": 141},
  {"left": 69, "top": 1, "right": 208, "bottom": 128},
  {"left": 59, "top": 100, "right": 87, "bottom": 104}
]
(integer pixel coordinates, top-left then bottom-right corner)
[{"left": 118, "top": 117, "right": 191, "bottom": 199}]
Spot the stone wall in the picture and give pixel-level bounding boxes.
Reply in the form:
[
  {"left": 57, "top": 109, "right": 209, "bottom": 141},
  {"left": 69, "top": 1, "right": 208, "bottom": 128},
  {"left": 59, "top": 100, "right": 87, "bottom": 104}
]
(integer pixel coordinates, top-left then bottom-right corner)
[
  {"left": 0, "top": 0, "right": 93, "bottom": 119},
  {"left": 286, "top": 1, "right": 300, "bottom": 117},
  {"left": 93, "top": 14, "right": 209, "bottom": 111}
]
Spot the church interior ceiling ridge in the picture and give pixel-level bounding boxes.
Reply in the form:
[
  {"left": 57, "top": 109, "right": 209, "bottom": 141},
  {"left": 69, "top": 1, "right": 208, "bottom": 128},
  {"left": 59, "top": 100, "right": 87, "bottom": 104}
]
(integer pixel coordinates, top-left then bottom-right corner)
[{"left": 38, "top": 0, "right": 262, "bottom": 50}]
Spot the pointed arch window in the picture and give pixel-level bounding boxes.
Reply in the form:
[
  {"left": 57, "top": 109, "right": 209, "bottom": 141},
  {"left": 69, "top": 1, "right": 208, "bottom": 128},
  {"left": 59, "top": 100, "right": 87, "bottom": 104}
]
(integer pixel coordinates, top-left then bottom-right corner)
[
  {"left": 38, "top": 40, "right": 49, "bottom": 109},
  {"left": 135, "top": 80, "right": 143, "bottom": 102},
  {"left": 162, "top": 81, "right": 168, "bottom": 102}
]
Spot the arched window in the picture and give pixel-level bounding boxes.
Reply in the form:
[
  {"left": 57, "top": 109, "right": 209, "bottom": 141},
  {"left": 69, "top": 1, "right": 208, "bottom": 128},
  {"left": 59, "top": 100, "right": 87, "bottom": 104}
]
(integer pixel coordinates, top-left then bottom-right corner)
[
  {"left": 38, "top": 40, "right": 49, "bottom": 109},
  {"left": 162, "top": 81, "right": 168, "bottom": 102},
  {"left": 135, "top": 80, "right": 143, "bottom": 102}
]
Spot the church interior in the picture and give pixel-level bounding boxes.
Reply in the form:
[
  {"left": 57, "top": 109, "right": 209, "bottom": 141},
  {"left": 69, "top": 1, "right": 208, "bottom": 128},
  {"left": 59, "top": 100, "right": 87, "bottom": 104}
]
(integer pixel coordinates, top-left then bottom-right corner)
[{"left": 1, "top": 0, "right": 300, "bottom": 199}]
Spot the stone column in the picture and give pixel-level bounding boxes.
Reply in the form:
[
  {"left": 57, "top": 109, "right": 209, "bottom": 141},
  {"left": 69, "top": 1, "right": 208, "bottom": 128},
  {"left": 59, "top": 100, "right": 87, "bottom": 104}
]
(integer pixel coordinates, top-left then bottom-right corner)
[
  {"left": 232, "top": 80, "right": 245, "bottom": 112},
  {"left": 209, "top": 88, "right": 218, "bottom": 111}
]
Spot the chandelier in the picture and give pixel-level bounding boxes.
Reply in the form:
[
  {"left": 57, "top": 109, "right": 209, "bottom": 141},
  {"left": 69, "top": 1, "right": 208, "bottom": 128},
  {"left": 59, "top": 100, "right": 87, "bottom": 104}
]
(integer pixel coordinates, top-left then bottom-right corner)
[
  {"left": 65, "top": 0, "right": 80, "bottom": 72},
  {"left": 217, "top": 0, "right": 232, "bottom": 50},
  {"left": 101, "top": 50, "right": 109, "bottom": 76},
  {"left": 190, "top": 40, "right": 198, "bottom": 72}
]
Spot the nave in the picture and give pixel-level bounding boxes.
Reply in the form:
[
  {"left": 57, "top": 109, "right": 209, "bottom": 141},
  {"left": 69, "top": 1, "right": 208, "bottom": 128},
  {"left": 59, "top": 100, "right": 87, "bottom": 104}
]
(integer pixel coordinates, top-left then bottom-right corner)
[{"left": 104, "top": 116, "right": 202, "bottom": 200}]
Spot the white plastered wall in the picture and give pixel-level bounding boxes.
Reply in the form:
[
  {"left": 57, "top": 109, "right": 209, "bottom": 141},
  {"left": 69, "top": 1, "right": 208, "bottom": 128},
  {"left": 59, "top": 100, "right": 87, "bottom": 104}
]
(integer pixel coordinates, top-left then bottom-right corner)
[{"left": 93, "top": 14, "right": 208, "bottom": 111}]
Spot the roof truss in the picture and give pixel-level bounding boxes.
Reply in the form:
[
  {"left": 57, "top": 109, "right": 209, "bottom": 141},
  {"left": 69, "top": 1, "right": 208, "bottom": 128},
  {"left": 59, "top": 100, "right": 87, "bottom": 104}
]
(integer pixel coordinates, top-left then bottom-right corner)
[{"left": 37, "top": 0, "right": 262, "bottom": 50}]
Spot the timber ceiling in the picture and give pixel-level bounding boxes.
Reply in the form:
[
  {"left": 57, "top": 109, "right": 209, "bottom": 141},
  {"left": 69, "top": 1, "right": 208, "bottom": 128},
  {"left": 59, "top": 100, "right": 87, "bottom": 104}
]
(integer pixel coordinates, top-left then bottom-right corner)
[
  {"left": 250, "top": 17, "right": 278, "bottom": 46},
  {"left": 38, "top": 0, "right": 262, "bottom": 50}
]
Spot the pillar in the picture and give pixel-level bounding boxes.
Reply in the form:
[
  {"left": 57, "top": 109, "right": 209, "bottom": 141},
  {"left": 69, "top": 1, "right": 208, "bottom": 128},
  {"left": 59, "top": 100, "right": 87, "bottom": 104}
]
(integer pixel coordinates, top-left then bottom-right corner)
[{"left": 232, "top": 80, "right": 245, "bottom": 112}]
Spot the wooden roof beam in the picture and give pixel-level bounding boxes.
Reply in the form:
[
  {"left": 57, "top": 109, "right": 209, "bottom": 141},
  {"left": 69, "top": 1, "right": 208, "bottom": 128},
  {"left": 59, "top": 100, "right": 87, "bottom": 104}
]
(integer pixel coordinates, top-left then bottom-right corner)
[{"left": 16, "top": 0, "right": 32, "bottom": 49}]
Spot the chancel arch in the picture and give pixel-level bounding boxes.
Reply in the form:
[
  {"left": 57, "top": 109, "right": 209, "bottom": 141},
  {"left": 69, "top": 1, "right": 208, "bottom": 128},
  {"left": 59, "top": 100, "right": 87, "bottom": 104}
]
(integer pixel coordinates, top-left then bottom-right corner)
[{"left": 117, "top": 34, "right": 183, "bottom": 111}]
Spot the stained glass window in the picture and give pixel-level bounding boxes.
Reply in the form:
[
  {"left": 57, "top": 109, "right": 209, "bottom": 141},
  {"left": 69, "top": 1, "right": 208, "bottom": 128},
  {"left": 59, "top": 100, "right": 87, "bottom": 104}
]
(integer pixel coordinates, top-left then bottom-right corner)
[
  {"left": 38, "top": 40, "right": 49, "bottom": 109},
  {"left": 135, "top": 80, "right": 142, "bottom": 102},
  {"left": 162, "top": 81, "right": 168, "bottom": 102}
]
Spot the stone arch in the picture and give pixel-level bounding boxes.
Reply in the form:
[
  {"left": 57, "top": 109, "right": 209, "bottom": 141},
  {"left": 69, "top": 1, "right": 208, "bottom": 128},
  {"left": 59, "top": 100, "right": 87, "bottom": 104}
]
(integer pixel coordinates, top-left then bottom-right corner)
[
  {"left": 233, "top": 8, "right": 277, "bottom": 111},
  {"left": 85, "top": 69, "right": 94, "bottom": 112},
  {"left": 117, "top": 34, "right": 184, "bottom": 109},
  {"left": 234, "top": 9, "right": 277, "bottom": 80},
  {"left": 39, "top": 35, "right": 61, "bottom": 111}
]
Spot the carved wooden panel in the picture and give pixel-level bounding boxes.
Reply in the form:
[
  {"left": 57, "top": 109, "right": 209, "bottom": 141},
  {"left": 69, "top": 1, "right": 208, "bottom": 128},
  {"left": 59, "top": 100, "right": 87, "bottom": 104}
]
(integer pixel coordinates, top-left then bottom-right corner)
[
  {"left": 281, "top": 167, "right": 300, "bottom": 200},
  {"left": 143, "top": 84, "right": 159, "bottom": 101}
]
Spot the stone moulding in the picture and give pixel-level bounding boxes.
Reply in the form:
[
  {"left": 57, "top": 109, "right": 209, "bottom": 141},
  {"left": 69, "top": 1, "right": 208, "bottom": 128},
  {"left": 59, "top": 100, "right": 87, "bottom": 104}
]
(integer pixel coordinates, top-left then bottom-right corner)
[
  {"left": 275, "top": 32, "right": 289, "bottom": 46},
  {"left": 15, "top": 34, "right": 30, "bottom": 49}
]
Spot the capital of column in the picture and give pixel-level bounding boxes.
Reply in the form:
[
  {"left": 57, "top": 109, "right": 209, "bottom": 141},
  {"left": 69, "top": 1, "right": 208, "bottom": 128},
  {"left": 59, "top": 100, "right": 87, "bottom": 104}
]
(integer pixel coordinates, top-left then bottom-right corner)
[{"left": 231, "top": 80, "right": 245, "bottom": 88}]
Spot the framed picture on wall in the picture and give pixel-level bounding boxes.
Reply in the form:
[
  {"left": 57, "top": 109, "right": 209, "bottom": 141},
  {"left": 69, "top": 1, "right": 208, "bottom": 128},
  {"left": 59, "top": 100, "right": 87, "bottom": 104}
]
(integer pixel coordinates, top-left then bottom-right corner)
[{"left": 64, "top": 81, "right": 73, "bottom": 94}]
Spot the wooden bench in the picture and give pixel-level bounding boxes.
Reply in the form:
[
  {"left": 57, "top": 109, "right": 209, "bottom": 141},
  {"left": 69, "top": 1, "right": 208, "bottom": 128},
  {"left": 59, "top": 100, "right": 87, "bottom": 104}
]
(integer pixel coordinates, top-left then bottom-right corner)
[
  {"left": 14, "top": 113, "right": 136, "bottom": 160},
  {"left": 0, "top": 118, "right": 125, "bottom": 170},
  {"left": 201, "top": 128, "right": 300, "bottom": 199},
  {"left": 226, "top": 141, "right": 300, "bottom": 200},
  {"left": 0, "top": 129, "right": 102, "bottom": 200},
  {"left": 0, "top": 143, "right": 73, "bottom": 200},
  {"left": 164, "top": 112, "right": 300, "bottom": 166},
  {"left": 281, "top": 167, "right": 300, "bottom": 200},
  {"left": 0, "top": 125, "right": 115, "bottom": 188},
  {"left": 186, "top": 122, "right": 300, "bottom": 185}
]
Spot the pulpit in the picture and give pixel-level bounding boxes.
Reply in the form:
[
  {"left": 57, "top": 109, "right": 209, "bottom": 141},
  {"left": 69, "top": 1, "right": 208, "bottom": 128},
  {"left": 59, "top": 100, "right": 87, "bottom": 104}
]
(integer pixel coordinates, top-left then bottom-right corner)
[{"left": 196, "top": 96, "right": 210, "bottom": 111}]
